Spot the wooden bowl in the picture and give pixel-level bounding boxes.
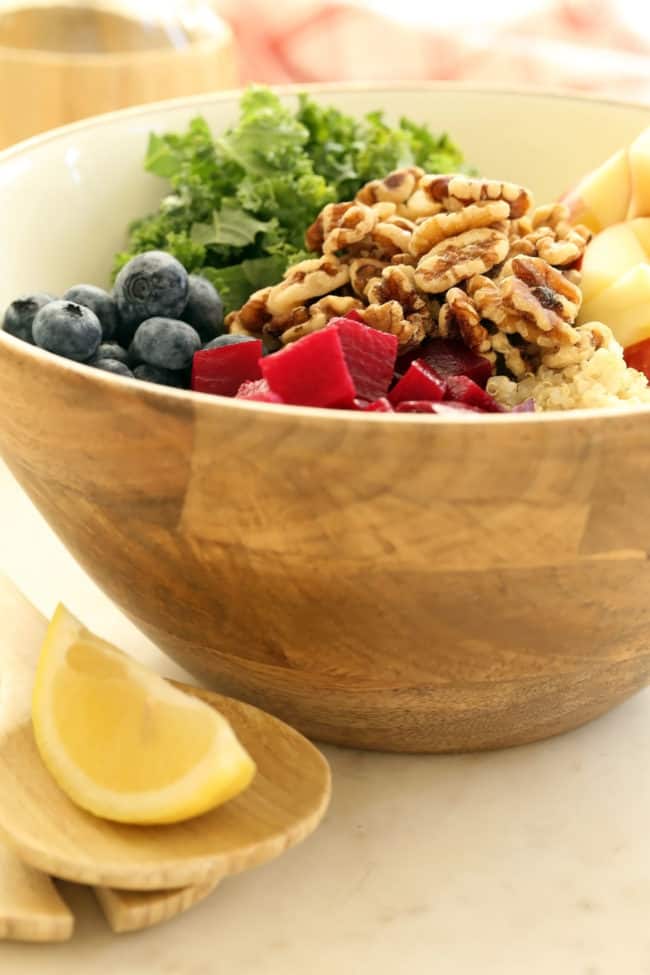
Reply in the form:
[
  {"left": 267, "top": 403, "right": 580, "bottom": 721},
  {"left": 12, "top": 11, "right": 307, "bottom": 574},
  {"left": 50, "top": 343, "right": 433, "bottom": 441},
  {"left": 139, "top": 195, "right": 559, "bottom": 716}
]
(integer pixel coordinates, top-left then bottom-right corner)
[{"left": 2, "top": 85, "right": 650, "bottom": 752}]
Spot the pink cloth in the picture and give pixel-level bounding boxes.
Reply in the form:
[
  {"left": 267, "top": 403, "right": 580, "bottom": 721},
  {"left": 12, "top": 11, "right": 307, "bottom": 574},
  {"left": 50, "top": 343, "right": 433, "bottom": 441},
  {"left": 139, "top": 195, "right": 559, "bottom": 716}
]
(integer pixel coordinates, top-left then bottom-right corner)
[{"left": 215, "top": 0, "right": 650, "bottom": 101}]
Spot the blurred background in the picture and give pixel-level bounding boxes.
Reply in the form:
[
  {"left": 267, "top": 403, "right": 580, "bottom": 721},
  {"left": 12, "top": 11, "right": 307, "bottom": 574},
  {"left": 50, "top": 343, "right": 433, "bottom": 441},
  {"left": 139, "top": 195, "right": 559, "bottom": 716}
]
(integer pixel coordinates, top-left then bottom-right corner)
[
  {"left": 218, "top": 0, "right": 650, "bottom": 99},
  {"left": 2, "top": 0, "right": 650, "bottom": 148}
]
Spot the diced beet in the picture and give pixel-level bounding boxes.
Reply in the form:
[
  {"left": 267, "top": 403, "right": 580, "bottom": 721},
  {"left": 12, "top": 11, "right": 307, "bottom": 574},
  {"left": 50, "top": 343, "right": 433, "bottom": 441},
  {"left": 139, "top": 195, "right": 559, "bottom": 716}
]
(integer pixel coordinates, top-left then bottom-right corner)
[
  {"left": 235, "top": 378, "right": 284, "bottom": 403},
  {"left": 341, "top": 308, "right": 365, "bottom": 324},
  {"left": 363, "top": 398, "right": 394, "bottom": 412},
  {"left": 191, "top": 339, "right": 263, "bottom": 397},
  {"left": 445, "top": 375, "right": 505, "bottom": 412},
  {"left": 388, "top": 359, "right": 446, "bottom": 405},
  {"left": 261, "top": 327, "right": 356, "bottom": 407},
  {"left": 510, "top": 398, "right": 536, "bottom": 413},
  {"left": 395, "top": 400, "right": 440, "bottom": 413},
  {"left": 330, "top": 317, "right": 398, "bottom": 401},
  {"left": 404, "top": 338, "right": 493, "bottom": 388}
]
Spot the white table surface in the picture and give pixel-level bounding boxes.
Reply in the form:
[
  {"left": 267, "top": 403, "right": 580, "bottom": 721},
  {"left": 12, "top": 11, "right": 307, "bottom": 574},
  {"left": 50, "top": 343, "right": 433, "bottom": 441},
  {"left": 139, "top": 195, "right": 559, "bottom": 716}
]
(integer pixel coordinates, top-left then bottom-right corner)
[{"left": 1, "top": 458, "right": 649, "bottom": 975}]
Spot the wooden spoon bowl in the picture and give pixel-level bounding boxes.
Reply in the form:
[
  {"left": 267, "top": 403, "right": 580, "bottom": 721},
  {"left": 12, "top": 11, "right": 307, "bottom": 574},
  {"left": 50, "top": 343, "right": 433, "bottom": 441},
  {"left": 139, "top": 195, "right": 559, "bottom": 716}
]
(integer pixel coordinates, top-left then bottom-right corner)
[
  {"left": 2, "top": 87, "right": 650, "bottom": 752},
  {"left": 0, "top": 576, "right": 331, "bottom": 892}
]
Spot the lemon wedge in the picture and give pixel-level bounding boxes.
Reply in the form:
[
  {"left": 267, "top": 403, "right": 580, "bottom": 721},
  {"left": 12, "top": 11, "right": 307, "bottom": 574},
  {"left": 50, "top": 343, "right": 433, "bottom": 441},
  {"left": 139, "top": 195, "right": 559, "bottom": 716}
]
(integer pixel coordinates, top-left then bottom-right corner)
[{"left": 32, "top": 605, "right": 256, "bottom": 825}]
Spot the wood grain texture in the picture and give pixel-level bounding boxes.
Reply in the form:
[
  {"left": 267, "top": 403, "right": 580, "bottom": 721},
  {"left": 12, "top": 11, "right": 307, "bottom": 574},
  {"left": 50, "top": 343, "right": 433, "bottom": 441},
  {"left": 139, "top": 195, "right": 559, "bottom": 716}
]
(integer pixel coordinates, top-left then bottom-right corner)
[
  {"left": 0, "top": 11, "right": 237, "bottom": 148},
  {"left": 93, "top": 878, "right": 219, "bottom": 933},
  {"left": 0, "top": 572, "right": 331, "bottom": 890},
  {"left": 0, "top": 843, "right": 73, "bottom": 942},
  {"left": 1, "top": 330, "right": 650, "bottom": 751}
]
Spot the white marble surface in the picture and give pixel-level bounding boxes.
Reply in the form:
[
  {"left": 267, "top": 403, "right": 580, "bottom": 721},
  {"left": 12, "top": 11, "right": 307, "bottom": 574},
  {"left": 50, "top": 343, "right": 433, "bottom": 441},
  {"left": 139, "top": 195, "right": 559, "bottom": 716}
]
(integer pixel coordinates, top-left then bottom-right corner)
[{"left": 1, "top": 458, "right": 649, "bottom": 975}]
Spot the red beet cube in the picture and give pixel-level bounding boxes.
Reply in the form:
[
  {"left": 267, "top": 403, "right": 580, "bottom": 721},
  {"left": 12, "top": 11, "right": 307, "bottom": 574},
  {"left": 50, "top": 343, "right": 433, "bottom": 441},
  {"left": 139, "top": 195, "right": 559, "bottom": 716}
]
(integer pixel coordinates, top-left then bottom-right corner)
[
  {"left": 191, "top": 340, "right": 263, "bottom": 397},
  {"left": 395, "top": 400, "right": 440, "bottom": 413},
  {"left": 330, "top": 317, "right": 398, "bottom": 401},
  {"left": 407, "top": 338, "right": 493, "bottom": 388},
  {"left": 341, "top": 308, "right": 365, "bottom": 324},
  {"left": 363, "top": 398, "right": 394, "bottom": 412},
  {"left": 261, "top": 327, "right": 356, "bottom": 407},
  {"left": 445, "top": 375, "right": 505, "bottom": 412},
  {"left": 235, "top": 378, "right": 284, "bottom": 403},
  {"left": 388, "top": 359, "right": 446, "bottom": 405}
]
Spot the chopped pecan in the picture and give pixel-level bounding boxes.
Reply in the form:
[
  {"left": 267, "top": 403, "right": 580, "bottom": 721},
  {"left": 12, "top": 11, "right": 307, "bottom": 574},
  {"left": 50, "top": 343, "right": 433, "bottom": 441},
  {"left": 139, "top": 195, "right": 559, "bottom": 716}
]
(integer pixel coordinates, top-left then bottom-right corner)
[
  {"left": 489, "top": 330, "right": 533, "bottom": 379},
  {"left": 390, "top": 252, "right": 417, "bottom": 267},
  {"left": 370, "top": 214, "right": 415, "bottom": 257},
  {"left": 362, "top": 300, "right": 431, "bottom": 350},
  {"left": 266, "top": 256, "right": 350, "bottom": 317},
  {"left": 349, "top": 257, "right": 388, "bottom": 296},
  {"left": 356, "top": 166, "right": 424, "bottom": 205},
  {"left": 438, "top": 287, "right": 491, "bottom": 354},
  {"left": 539, "top": 320, "right": 611, "bottom": 370},
  {"left": 508, "top": 203, "right": 592, "bottom": 267},
  {"left": 409, "top": 201, "right": 510, "bottom": 258},
  {"left": 279, "top": 296, "right": 364, "bottom": 344},
  {"left": 225, "top": 286, "right": 272, "bottom": 336},
  {"left": 365, "top": 263, "right": 427, "bottom": 312},
  {"left": 530, "top": 203, "right": 571, "bottom": 230},
  {"left": 305, "top": 201, "right": 377, "bottom": 254},
  {"left": 400, "top": 176, "right": 446, "bottom": 220},
  {"left": 414, "top": 227, "right": 509, "bottom": 293},
  {"left": 469, "top": 255, "right": 581, "bottom": 347}
]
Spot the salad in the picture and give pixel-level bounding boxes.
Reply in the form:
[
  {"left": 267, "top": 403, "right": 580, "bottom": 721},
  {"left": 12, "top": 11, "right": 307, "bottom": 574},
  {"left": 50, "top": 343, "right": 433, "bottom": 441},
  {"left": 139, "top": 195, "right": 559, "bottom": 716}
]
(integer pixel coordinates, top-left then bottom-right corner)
[
  {"left": 114, "top": 86, "right": 469, "bottom": 314},
  {"left": 3, "top": 87, "right": 650, "bottom": 414}
]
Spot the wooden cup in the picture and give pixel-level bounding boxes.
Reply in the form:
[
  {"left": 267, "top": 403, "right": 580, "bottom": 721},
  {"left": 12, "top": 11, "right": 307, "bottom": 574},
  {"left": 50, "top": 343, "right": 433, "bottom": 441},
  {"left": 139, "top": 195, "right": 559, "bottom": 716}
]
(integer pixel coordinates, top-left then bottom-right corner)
[{"left": 0, "top": 2, "right": 238, "bottom": 148}]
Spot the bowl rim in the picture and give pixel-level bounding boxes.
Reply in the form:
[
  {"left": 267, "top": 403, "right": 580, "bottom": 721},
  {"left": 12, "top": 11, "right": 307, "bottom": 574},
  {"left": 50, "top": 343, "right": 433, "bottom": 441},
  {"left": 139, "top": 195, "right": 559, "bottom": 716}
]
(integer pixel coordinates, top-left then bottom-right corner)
[{"left": 3, "top": 80, "right": 650, "bottom": 428}]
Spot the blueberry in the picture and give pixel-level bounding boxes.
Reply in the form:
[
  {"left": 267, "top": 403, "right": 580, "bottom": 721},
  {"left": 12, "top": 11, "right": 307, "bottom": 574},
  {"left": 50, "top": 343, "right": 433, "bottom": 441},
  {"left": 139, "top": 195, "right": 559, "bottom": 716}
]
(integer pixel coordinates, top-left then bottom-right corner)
[
  {"left": 33, "top": 300, "right": 102, "bottom": 362},
  {"left": 90, "top": 342, "right": 129, "bottom": 364},
  {"left": 91, "top": 358, "right": 134, "bottom": 378},
  {"left": 202, "top": 334, "right": 256, "bottom": 351},
  {"left": 133, "top": 363, "right": 187, "bottom": 388},
  {"left": 63, "top": 284, "right": 120, "bottom": 341},
  {"left": 3, "top": 292, "right": 56, "bottom": 343},
  {"left": 113, "top": 251, "right": 189, "bottom": 330},
  {"left": 131, "top": 317, "right": 201, "bottom": 370},
  {"left": 181, "top": 275, "right": 224, "bottom": 341}
]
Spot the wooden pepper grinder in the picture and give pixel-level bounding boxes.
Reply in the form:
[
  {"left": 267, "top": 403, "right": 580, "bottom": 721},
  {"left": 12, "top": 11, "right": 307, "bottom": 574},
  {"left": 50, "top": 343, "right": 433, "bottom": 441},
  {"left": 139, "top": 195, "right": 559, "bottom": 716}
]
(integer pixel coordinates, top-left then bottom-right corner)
[{"left": 0, "top": 0, "right": 238, "bottom": 148}]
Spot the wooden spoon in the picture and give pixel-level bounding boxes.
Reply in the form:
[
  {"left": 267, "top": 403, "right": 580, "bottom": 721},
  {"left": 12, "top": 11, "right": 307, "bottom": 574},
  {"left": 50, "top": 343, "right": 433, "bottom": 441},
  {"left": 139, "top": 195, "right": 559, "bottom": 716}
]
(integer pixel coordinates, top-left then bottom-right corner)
[
  {"left": 0, "top": 843, "right": 73, "bottom": 942},
  {"left": 93, "top": 878, "right": 220, "bottom": 933},
  {"left": 0, "top": 573, "right": 331, "bottom": 891}
]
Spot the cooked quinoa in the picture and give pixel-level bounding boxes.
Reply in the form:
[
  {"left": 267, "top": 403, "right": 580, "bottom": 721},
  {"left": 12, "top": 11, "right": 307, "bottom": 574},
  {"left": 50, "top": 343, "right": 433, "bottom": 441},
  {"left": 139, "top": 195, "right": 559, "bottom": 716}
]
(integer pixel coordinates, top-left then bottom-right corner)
[{"left": 487, "top": 322, "right": 650, "bottom": 411}]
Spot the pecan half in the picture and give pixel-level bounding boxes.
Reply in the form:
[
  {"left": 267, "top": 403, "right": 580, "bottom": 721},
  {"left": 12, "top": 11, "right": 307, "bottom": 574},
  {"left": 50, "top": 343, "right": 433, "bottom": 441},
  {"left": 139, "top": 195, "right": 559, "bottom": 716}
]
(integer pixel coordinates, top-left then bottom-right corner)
[
  {"left": 444, "top": 176, "right": 533, "bottom": 219},
  {"left": 414, "top": 227, "right": 509, "bottom": 293},
  {"left": 438, "top": 287, "right": 491, "bottom": 354},
  {"left": 409, "top": 201, "right": 510, "bottom": 258},
  {"left": 266, "top": 256, "right": 350, "bottom": 317},
  {"left": 349, "top": 257, "right": 388, "bottom": 296},
  {"left": 279, "top": 296, "right": 364, "bottom": 344},
  {"left": 356, "top": 166, "right": 424, "bottom": 206},
  {"left": 469, "top": 255, "right": 581, "bottom": 346},
  {"left": 489, "top": 330, "right": 533, "bottom": 379},
  {"left": 305, "top": 201, "right": 377, "bottom": 254},
  {"left": 225, "top": 286, "right": 272, "bottom": 335},
  {"left": 365, "top": 263, "right": 427, "bottom": 312}
]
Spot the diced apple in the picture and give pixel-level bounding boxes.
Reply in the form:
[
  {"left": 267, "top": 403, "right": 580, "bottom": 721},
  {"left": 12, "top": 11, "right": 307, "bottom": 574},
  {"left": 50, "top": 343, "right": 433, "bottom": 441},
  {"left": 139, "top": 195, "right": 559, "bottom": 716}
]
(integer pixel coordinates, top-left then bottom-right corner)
[
  {"left": 579, "top": 263, "right": 650, "bottom": 348},
  {"left": 627, "top": 126, "right": 650, "bottom": 219},
  {"left": 562, "top": 147, "right": 631, "bottom": 233},
  {"left": 580, "top": 220, "right": 648, "bottom": 304}
]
